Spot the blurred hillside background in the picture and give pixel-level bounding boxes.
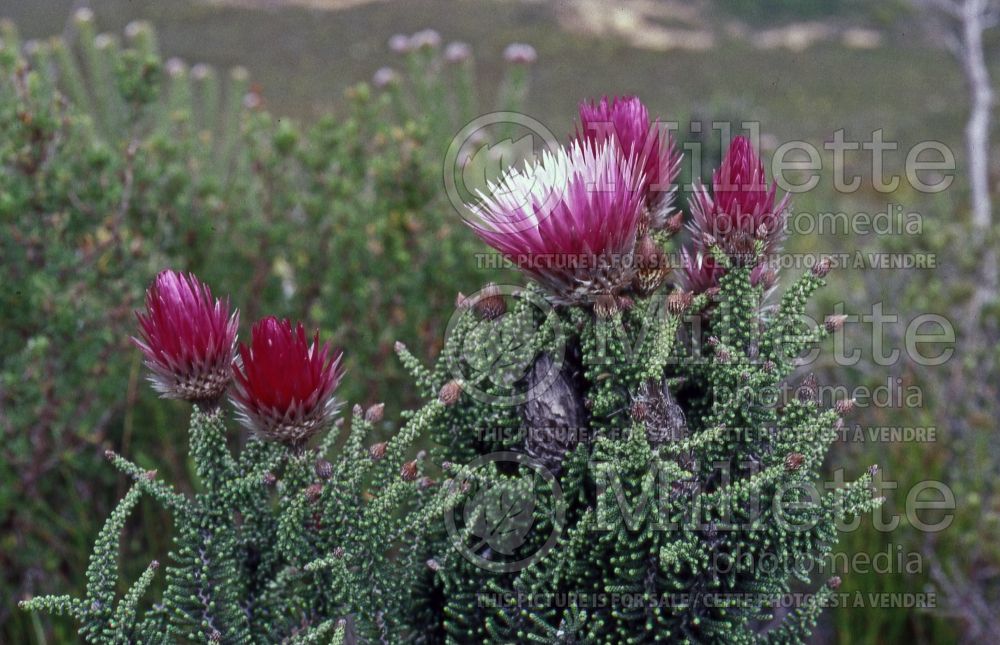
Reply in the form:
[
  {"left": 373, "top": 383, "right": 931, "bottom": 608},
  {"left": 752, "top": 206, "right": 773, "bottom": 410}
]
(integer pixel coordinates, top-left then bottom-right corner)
[{"left": 1, "top": 0, "right": 998, "bottom": 643}]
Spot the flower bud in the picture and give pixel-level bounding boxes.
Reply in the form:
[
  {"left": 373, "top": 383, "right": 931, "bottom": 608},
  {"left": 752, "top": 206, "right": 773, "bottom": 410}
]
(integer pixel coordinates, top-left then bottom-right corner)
[
  {"left": 231, "top": 317, "right": 344, "bottom": 445},
  {"left": 594, "top": 294, "right": 619, "bottom": 320},
  {"left": 410, "top": 29, "right": 441, "bottom": 50},
  {"left": 785, "top": 452, "right": 805, "bottom": 471},
  {"left": 825, "top": 314, "right": 848, "bottom": 333},
  {"left": 812, "top": 257, "right": 832, "bottom": 278},
  {"left": 634, "top": 236, "right": 670, "bottom": 296},
  {"left": 365, "top": 403, "right": 385, "bottom": 424},
  {"left": 400, "top": 460, "right": 419, "bottom": 481},
  {"left": 388, "top": 34, "right": 411, "bottom": 53},
  {"left": 797, "top": 373, "right": 819, "bottom": 402},
  {"left": 836, "top": 398, "right": 856, "bottom": 415},
  {"left": 474, "top": 283, "right": 506, "bottom": 320},
  {"left": 667, "top": 290, "right": 693, "bottom": 315},
  {"left": 315, "top": 459, "right": 333, "bottom": 480},
  {"left": 305, "top": 483, "right": 324, "bottom": 503},
  {"left": 439, "top": 380, "right": 462, "bottom": 406},
  {"left": 369, "top": 442, "right": 387, "bottom": 461}
]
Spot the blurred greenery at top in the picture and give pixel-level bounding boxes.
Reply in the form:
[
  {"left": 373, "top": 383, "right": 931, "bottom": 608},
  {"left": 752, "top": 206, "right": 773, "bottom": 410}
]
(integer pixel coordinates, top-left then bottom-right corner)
[{"left": 1, "top": 0, "right": 998, "bottom": 644}]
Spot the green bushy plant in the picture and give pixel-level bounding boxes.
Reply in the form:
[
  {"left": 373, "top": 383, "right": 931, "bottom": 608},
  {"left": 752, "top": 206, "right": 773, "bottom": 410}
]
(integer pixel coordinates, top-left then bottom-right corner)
[{"left": 21, "top": 85, "right": 883, "bottom": 642}]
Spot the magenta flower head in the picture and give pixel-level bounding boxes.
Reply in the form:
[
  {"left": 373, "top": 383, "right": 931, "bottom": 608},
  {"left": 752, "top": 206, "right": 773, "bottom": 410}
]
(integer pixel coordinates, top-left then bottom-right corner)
[
  {"left": 467, "top": 140, "right": 645, "bottom": 304},
  {"left": 576, "top": 96, "right": 681, "bottom": 229},
  {"left": 133, "top": 270, "right": 238, "bottom": 402},
  {"left": 689, "top": 135, "right": 789, "bottom": 263},
  {"left": 230, "top": 317, "right": 344, "bottom": 445}
]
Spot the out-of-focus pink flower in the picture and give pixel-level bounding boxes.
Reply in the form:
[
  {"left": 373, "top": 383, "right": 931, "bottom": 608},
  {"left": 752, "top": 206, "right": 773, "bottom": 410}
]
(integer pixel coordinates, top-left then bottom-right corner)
[
  {"left": 576, "top": 95, "right": 681, "bottom": 228},
  {"left": 444, "top": 41, "right": 472, "bottom": 63},
  {"left": 230, "top": 317, "right": 344, "bottom": 445},
  {"left": 410, "top": 29, "right": 442, "bottom": 50},
  {"left": 689, "top": 135, "right": 789, "bottom": 261},
  {"left": 134, "top": 270, "right": 239, "bottom": 402},
  {"left": 467, "top": 140, "right": 645, "bottom": 304},
  {"left": 388, "top": 34, "right": 411, "bottom": 53},
  {"left": 372, "top": 67, "right": 399, "bottom": 88},
  {"left": 503, "top": 43, "right": 537, "bottom": 64}
]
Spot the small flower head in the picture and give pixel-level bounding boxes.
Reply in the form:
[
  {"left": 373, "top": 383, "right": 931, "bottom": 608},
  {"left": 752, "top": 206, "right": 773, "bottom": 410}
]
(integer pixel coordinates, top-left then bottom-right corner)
[
  {"left": 388, "top": 33, "right": 412, "bottom": 53},
  {"left": 444, "top": 41, "right": 472, "bottom": 63},
  {"left": 503, "top": 43, "right": 537, "bottom": 64},
  {"left": 689, "top": 135, "right": 789, "bottom": 264},
  {"left": 230, "top": 317, "right": 344, "bottom": 445},
  {"left": 576, "top": 95, "right": 681, "bottom": 226},
  {"left": 467, "top": 140, "right": 645, "bottom": 304},
  {"left": 372, "top": 67, "right": 399, "bottom": 89},
  {"left": 133, "top": 270, "right": 238, "bottom": 402},
  {"left": 410, "top": 29, "right": 442, "bottom": 50}
]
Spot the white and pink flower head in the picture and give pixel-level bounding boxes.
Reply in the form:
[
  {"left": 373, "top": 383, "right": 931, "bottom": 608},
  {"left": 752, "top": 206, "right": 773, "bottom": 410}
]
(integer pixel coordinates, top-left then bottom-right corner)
[
  {"left": 230, "top": 317, "right": 344, "bottom": 445},
  {"left": 467, "top": 140, "right": 646, "bottom": 304},
  {"left": 133, "top": 270, "right": 239, "bottom": 403},
  {"left": 576, "top": 95, "right": 681, "bottom": 230}
]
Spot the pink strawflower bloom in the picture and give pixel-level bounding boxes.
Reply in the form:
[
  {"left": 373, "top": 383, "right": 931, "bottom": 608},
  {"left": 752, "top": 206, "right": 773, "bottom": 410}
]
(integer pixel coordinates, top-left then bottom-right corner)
[
  {"left": 133, "top": 270, "right": 239, "bottom": 402},
  {"left": 689, "top": 135, "right": 789, "bottom": 262},
  {"left": 230, "top": 317, "right": 344, "bottom": 445},
  {"left": 576, "top": 95, "right": 681, "bottom": 229},
  {"left": 467, "top": 140, "right": 645, "bottom": 304}
]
